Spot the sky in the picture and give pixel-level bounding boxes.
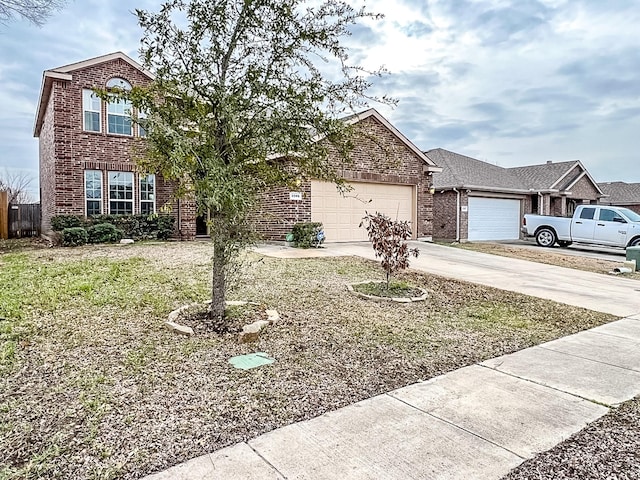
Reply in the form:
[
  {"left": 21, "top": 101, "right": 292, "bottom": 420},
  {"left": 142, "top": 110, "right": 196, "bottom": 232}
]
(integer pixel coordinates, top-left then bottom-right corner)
[{"left": 1, "top": 0, "right": 639, "bottom": 200}]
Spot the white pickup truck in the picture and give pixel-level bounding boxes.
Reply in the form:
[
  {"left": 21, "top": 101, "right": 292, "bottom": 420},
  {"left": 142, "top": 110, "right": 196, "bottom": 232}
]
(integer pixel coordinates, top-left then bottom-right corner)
[{"left": 522, "top": 205, "right": 640, "bottom": 248}]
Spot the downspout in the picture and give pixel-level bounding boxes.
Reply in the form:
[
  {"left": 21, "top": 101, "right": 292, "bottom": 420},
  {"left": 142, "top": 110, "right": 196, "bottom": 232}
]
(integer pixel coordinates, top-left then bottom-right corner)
[{"left": 453, "top": 187, "right": 460, "bottom": 242}]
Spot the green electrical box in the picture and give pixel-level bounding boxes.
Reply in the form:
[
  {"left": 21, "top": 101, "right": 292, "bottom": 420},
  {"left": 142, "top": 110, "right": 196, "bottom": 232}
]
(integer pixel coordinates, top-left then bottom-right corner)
[{"left": 626, "top": 247, "right": 640, "bottom": 271}]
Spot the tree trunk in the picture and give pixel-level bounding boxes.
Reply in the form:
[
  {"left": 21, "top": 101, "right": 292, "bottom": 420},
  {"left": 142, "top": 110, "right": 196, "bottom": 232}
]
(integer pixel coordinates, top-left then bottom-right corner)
[{"left": 209, "top": 235, "right": 227, "bottom": 332}]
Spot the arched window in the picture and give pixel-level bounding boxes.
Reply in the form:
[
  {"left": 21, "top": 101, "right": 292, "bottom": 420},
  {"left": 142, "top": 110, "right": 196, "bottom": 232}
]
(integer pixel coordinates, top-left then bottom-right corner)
[
  {"left": 106, "top": 77, "right": 132, "bottom": 91},
  {"left": 106, "top": 77, "right": 132, "bottom": 135}
]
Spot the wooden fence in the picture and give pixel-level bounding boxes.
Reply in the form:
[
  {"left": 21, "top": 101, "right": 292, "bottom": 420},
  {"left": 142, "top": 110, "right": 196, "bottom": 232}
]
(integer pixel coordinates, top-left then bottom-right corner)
[
  {"left": 8, "top": 203, "right": 41, "bottom": 238},
  {"left": 0, "top": 191, "right": 7, "bottom": 240}
]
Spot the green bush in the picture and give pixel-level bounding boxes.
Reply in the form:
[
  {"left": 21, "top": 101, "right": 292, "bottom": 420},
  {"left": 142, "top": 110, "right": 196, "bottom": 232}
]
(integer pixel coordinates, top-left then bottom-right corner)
[
  {"left": 51, "top": 215, "right": 85, "bottom": 231},
  {"left": 87, "top": 223, "right": 123, "bottom": 244},
  {"left": 291, "top": 222, "right": 325, "bottom": 248},
  {"left": 52, "top": 214, "right": 175, "bottom": 241},
  {"left": 62, "top": 227, "right": 88, "bottom": 247}
]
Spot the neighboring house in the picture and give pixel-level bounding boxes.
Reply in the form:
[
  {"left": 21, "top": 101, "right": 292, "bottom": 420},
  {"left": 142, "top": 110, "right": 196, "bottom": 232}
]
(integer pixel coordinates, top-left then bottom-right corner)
[
  {"left": 35, "top": 52, "right": 441, "bottom": 242},
  {"left": 427, "top": 148, "right": 604, "bottom": 242},
  {"left": 255, "top": 109, "right": 442, "bottom": 242},
  {"left": 598, "top": 182, "right": 640, "bottom": 214},
  {"left": 34, "top": 52, "right": 197, "bottom": 239}
]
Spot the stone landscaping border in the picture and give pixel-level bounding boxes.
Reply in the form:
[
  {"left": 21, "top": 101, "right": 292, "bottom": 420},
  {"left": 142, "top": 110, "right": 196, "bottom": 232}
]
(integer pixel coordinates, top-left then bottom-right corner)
[
  {"left": 347, "top": 280, "right": 428, "bottom": 303},
  {"left": 165, "top": 300, "right": 280, "bottom": 343}
]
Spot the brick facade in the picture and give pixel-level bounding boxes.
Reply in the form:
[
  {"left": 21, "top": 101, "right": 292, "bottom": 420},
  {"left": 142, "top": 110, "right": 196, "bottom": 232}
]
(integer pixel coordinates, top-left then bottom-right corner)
[
  {"left": 37, "top": 56, "right": 437, "bottom": 242},
  {"left": 254, "top": 114, "right": 437, "bottom": 241},
  {"left": 36, "top": 54, "right": 195, "bottom": 239}
]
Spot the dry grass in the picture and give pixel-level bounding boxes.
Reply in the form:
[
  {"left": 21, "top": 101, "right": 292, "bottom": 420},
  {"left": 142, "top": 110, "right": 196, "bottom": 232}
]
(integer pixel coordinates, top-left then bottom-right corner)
[
  {"left": 449, "top": 241, "right": 640, "bottom": 279},
  {"left": 0, "top": 241, "right": 617, "bottom": 480}
]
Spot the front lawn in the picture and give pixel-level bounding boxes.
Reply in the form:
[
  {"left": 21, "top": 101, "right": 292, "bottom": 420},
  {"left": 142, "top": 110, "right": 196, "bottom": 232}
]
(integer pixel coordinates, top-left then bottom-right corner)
[{"left": 0, "top": 242, "right": 616, "bottom": 479}]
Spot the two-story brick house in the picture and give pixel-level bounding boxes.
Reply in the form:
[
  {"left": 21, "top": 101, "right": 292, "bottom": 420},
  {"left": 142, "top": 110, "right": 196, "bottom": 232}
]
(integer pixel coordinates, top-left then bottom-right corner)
[
  {"left": 35, "top": 52, "right": 442, "bottom": 242},
  {"left": 34, "top": 52, "right": 196, "bottom": 239}
]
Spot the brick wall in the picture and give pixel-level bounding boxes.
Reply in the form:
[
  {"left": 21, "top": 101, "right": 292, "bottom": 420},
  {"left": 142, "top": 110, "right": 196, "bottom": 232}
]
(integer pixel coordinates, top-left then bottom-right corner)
[
  {"left": 570, "top": 176, "right": 600, "bottom": 201},
  {"left": 39, "top": 92, "right": 56, "bottom": 232},
  {"left": 39, "top": 57, "right": 190, "bottom": 238},
  {"left": 254, "top": 182, "right": 312, "bottom": 241},
  {"left": 433, "top": 190, "right": 469, "bottom": 241},
  {"left": 255, "top": 115, "right": 435, "bottom": 241}
]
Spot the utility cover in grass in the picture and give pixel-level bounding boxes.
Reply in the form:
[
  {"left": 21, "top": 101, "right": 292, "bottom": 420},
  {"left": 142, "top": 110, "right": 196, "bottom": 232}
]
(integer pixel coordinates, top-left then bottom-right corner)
[{"left": 229, "top": 352, "right": 276, "bottom": 370}]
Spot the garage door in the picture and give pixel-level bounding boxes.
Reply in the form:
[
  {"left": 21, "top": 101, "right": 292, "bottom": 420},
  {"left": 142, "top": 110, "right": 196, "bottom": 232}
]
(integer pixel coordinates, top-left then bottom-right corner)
[
  {"left": 311, "top": 181, "right": 415, "bottom": 242},
  {"left": 468, "top": 197, "right": 521, "bottom": 241}
]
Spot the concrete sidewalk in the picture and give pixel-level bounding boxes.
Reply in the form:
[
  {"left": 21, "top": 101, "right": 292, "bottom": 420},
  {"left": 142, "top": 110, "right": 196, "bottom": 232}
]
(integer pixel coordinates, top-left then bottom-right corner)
[{"left": 142, "top": 243, "right": 640, "bottom": 480}]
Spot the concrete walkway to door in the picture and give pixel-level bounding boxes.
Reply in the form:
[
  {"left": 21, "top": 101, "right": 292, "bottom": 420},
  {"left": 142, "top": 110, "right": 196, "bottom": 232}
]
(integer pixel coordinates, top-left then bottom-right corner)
[{"left": 141, "top": 241, "right": 640, "bottom": 480}]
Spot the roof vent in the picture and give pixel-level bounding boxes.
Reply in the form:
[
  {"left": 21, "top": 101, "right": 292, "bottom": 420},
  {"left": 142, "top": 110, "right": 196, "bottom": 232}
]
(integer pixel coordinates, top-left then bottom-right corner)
[{"left": 546, "top": 160, "right": 552, "bottom": 164}]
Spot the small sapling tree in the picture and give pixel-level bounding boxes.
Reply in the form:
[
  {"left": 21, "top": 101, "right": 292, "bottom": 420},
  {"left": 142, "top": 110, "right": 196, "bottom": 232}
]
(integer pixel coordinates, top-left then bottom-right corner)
[{"left": 361, "top": 212, "right": 419, "bottom": 290}]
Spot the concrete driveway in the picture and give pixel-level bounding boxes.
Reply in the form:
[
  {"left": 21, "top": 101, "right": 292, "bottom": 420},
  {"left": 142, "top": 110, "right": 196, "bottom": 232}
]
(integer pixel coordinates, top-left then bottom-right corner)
[{"left": 256, "top": 241, "right": 640, "bottom": 317}]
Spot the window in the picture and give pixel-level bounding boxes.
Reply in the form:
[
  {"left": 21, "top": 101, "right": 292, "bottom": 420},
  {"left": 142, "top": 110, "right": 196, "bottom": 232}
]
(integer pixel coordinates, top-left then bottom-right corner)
[
  {"left": 108, "top": 172, "right": 134, "bottom": 214},
  {"left": 85, "top": 170, "right": 102, "bottom": 215},
  {"left": 579, "top": 207, "right": 595, "bottom": 220},
  {"left": 107, "top": 98, "right": 132, "bottom": 135},
  {"left": 137, "top": 109, "right": 148, "bottom": 137},
  {"left": 106, "top": 77, "right": 132, "bottom": 90},
  {"left": 140, "top": 174, "right": 156, "bottom": 214},
  {"left": 82, "top": 89, "right": 101, "bottom": 132},
  {"left": 599, "top": 209, "right": 625, "bottom": 223}
]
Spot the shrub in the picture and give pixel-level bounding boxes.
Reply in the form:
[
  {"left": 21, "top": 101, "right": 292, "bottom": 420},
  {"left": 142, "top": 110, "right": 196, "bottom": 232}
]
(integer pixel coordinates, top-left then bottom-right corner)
[
  {"left": 87, "top": 223, "right": 123, "bottom": 244},
  {"left": 51, "top": 215, "right": 85, "bottom": 231},
  {"left": 89, "top": 213, "right": 175, "bottom": 240},
  {"left": 360, "top": 212, "right": 419, "bottom": 289},
  {"left": 62, "top": 227, "right": 88, "bottom": 247},
  {"left": 291, "top": 222, "right": 324, "bottom": 248}
]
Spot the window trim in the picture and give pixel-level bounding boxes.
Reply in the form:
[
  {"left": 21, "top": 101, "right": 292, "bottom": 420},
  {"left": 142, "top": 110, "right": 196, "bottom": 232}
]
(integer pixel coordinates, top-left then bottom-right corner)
[
  {"left": 140, "top": 174, "right": 156, "bottom": 215},
  {"left": 108, "top": 171, "right": 134, "bottom": 215},
  {"left": 84, "top": 170, "right": 103, "bottom": 216},
  {"left": 82, "top": 89, "right": 102, "bottom": 133}
]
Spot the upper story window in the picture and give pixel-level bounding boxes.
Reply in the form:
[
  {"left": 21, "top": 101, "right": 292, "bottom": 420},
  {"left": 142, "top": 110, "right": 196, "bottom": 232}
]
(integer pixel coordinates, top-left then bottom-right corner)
[
  {"left": 83, "top": 89, "right": 101, "bottom": 132},
  {"left": 106, "top": 77, "right": 132, "bottom": 91},
  {"left": 106, "top": 77, "right": 133, "bottom": 136},
  {"left": 107, "top": 98, "right": 133, "bottom": 136},
  {"left": 137, "top": 110, "right": 148, "bottom": 137}
]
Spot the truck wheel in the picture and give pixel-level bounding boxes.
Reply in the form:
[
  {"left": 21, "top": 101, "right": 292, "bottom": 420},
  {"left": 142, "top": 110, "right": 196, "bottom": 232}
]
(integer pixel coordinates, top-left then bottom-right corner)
[
  {"left": 558, "top": 241, "right": 572, "bottom": 248},
  {"left": 536, "top": 228, "right": 557, "bottom": 247},
  {"left": 629, "top": 238, "right": 640, "bottom": 247}
]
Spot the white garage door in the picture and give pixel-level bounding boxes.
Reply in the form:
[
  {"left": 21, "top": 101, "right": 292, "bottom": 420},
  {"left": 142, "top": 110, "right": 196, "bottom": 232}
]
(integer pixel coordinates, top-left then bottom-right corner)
[
  {"left": 311, "top": 181, "right": 415, "bottom": 242},
  {"left": 468, "top": 197, "right": 521, "bottom": 241}
]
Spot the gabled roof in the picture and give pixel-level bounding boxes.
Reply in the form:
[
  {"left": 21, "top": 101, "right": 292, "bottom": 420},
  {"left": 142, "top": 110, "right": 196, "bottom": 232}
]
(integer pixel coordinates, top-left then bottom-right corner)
[
  {"left": 347, "top": 109, "right": 442, "bottom": 172},
  {"left": 598, "top": 182, "right": 640, "bottom": 204},
  {"left": 34, "top": 52, "right": 153, "bottom": 137},
  {"left": 507, "top": 160, "right": 603, "bottom": 195},
  {"left": 427, "top": 148, "right": 604, "bottom": 196},
  {"left": 426, "top": 148, "right": 529, "bottom": 192}
]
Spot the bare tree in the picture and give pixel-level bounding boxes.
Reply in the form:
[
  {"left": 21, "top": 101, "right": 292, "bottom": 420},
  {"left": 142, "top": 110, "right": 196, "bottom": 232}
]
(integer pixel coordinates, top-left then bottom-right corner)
[
  {"left": 0, "top": 0, "right": 67, "bottom": 26},
  {"left": 0, "top": 169, "right": 36, "bottom": 203}
]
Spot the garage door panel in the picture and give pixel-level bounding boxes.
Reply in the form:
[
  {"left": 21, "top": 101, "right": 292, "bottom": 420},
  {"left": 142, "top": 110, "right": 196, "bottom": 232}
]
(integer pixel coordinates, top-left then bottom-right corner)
[
  {"left": 468, "top": 197, "right": 520, "bottom": 241},
  {"left": 311, "top": 181, "right": 414, "bottom": 242}
]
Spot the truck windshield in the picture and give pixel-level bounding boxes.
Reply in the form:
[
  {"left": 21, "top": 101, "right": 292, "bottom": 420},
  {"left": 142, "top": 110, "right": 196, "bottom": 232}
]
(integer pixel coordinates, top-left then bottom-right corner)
[{"left": 619, "top": 208, "right": 640, "bottom": 222}]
